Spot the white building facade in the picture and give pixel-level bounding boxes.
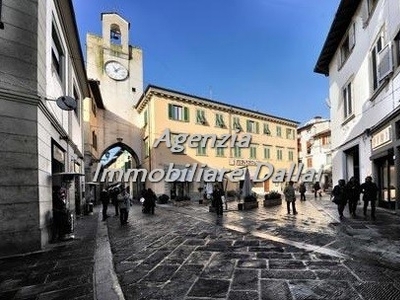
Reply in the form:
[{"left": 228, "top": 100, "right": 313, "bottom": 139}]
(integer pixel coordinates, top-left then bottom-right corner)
[
  {"left": 315, "top": 0, "right": 400, "bottom": 210},
  {"left": 297, "top": 117, "right": 332, "bottom": 191},
  {"left": 0, "top": 0, "right": 88, "bottom": 255}
]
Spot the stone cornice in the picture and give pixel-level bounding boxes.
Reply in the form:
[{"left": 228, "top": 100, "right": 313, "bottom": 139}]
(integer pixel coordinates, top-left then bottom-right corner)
[{"left": 136, "top": 85, "right": 299, "bottom": 127}]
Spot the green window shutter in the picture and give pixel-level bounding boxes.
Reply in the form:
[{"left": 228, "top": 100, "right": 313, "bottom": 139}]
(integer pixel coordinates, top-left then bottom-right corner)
[
  {"left": 256, "top": 122, "right": 259, "bottom": 134},
  {"left": 184, "top": 107, "right": 189, "bottom": 122},
  {"left": 196, "top": 110, "right": 201, "bottom": 123},
  {"left": 246, "top": 120, "right": 250, "bottom": 132},
  {"left": 168, "top": 104, "right": 173, "bottom": 119}
]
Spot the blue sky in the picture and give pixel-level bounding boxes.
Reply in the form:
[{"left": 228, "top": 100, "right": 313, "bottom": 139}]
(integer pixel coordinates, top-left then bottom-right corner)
[{"left": 72, "top": 0, "right": 338, "bottom": 125}]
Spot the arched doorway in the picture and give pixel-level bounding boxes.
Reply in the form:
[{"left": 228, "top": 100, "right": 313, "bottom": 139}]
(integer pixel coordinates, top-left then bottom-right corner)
[{"left": 87, "top": 142, "right": 141, "bottom": 206}]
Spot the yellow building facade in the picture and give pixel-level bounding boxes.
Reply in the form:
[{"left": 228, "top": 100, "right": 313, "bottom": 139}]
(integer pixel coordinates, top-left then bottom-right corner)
[{"left": 136, "top": 85, "right": 299, "bottom": 200}]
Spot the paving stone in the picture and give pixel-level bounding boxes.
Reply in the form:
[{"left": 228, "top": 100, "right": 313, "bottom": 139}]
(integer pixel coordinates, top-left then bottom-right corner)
[
  {"left": 237, "top": 259, "right": 267, "bottom": 269},
  {"left": 187, "top": 278, "right": 230, "bottom": 298},
  {"left": 289, "top": 280, "right": 361, "bottom": 300},
  {"left": 202, "top": 257, "right": 235, "bottom": 279},
  {"left": 353, "top": 281, "right": 400, "bottom": 300},
  {"left": 260, "top": 279, "right": 291, "bottom": 300},
  {"left": 261, "top": 269, "right": 317, "bottom": 280},
  {"left": 257, "top": 252, "right": 293, "bottom": 259},
  {"left": 231, "top": 269, "right": 259, "bottom": 290},
  {"left": 228, "top": 290, "right": 259, "bottom": 300},
  {"left": 141, "top": 264, "right": 179, "bottom": 283},
  {"left": 268, "top": 260, "right": 306, "bottom": 269}
]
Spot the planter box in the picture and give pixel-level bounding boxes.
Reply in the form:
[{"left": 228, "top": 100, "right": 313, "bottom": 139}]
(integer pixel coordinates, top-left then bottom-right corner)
[
  {"left": 172, "top": 200, "right": 191, "bottom": 207},
  {"left": 263, "top": 198, "right": 282, "bottom": 207},
  {"left": 238, "top": 201, "right": 259, "bottom": 210}
]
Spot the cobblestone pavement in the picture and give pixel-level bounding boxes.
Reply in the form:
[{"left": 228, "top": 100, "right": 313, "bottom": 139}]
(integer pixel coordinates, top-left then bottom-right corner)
[
  {"left": 107, "top": 194, "right": 400, "bottom": 300},
  {"left": 0, "top": 213, "right": 98, "bottom": 300}
]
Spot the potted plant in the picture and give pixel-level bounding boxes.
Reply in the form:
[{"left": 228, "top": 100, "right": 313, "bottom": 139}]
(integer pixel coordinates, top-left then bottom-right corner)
[
  {"left": 158, "top": 194, "right": 169, "bottom": 204},
  {"left": 238, "top": 194, "right": 259, "bottom": 210},
  {"left": 264, "top": 191, "right": 282, "bottom": 207}
]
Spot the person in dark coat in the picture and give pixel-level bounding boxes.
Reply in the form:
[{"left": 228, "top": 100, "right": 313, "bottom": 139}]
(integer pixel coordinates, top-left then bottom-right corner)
[
  {"left": 313, "top": 181, "right": 322, "bottom": 198},
  {"left": 360, "top": 176, "right": 379, "bottom": 220},
  {"left": 332, "top": 179, "right": 347, "bottom": 220},
  {"left": 212, "top": 185, "right": 224, "bottom": 216},
  {"left": 100, "top": 188, "right": 110, "bottom": 221},
  {"left": 144, "top": 188, "right": 156, "bottom": 215},
  {"left": 346, "top": 177, "right": 361, "bottom": 218},
  {"left": 299, "top": 182, "right": 306, "bottom": 201}
]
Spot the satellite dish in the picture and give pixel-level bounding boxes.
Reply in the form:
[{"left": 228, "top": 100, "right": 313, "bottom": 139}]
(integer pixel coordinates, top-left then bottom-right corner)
[{"left": 56, "top": 96, "right": 77, "bottom": 111}]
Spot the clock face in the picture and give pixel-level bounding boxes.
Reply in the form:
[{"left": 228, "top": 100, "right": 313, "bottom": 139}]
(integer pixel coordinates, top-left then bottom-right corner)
[{"left": 104, "top": 61, "right": 128, "bottom": 81}]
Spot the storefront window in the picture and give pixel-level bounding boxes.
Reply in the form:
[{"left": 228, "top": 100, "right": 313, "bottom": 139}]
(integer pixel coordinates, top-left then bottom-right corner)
[{"left": 378, "top": 155, "right": 396, "bottom": 208}]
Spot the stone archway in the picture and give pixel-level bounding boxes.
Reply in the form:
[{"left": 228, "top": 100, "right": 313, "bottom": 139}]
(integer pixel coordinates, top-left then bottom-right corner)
[{"left": 97, "top": 142, "right": 142, "bottom": 199}]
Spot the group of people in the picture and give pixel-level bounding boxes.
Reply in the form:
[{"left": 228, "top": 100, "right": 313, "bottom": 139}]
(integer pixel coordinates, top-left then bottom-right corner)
[
  {"left": 331, "top": 176, "right": 378, "bottom": 220},
  {"left": 100, "top": 186, "right": 157, "bottom": 226}
]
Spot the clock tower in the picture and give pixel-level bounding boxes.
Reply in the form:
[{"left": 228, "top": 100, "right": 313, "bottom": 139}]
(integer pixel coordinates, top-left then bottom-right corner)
[{"left": 85, "top": 12, "right": 143, "bottom": 169}]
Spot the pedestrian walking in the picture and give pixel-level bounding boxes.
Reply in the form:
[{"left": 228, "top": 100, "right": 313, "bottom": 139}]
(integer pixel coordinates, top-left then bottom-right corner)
[
  {"left": 313, "top": 181, "right": 322, "bottom": 198},
  {"left": 143, "top": 188, "right": 156, "bottom": 215},
  {"left": 284, "top": 181, "right": 297, "bottom": 214},
  {"left": 117, "top": 186, "right": 132, "bottom": 225},
  {"left": 346, "top": 177, "right": 361, "bottom": 218},
  {"left": 360, "top": 176, "right": 378, "bottom": 221},
  {"left": 299, "top": 182, "right": 306, "bottom": 201},
  {"left": 332, "top": 179, "right": 347, "bottom": 220},
  {"left": 100, "top": 188, "right": 110, "bottom": 221},
  {"left": 212, "top": 185, "right": 224, "bottom": 217}
]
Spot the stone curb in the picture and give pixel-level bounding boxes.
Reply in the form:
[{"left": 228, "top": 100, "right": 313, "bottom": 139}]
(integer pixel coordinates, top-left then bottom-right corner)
[{"left": 93, "top": 208, "right": 125, "bottom": 300}]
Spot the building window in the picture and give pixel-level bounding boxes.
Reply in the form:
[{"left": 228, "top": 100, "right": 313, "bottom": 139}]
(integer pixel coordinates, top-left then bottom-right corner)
[
  {"left": 286, "top": 128, "right": 295, "bottom": 140},
  {"left": 306, "top": 141, "right": 312, "bottom": 155},
  {"left": 196, "top": 144, "right": 207, "bottom": 156},
  {"left": 196, "top": 109, "right": 207, "bottom": 125},
  {"left": 233, "top": 146, "right": 241, "bottom": 158},
  {"left": 263, "top": 146, "right": 270, "bottom": 159},
  {"left": 263, "top": 123, "right": 271, "bottom": 135},
  {"left": 307, "top": 157, "right": 312, "bottom": 168},
  {"left": 110, "top": 23, "right": 121, "bottom": 45},
  {"left": 233, "top": 117, "right": 242, "bottom": 131},
  {"left": 73, "top": 85, "right": 80, "bottom": 122},
  {"left": 52, "top": 22, "right": 64, "bottom": 81},
  {"left": 288, "top": 149, "right": 294, "bottom": 162},
  {"left": 395, "top": 30, "right": 400, "bottom": 68},
  {"left": 215, "top": 113, "right": 225, "bottom": 128},
  {"left": 371, "top": 33, "right": 393, "bottom": 91},
  {"left": 277, "top": 148, "right": 283, "bottom": 161},
  {"left": 92, "top": 131, "right": 97, "bottom": 150},
  {"left": 216, "top": 142, "right": 225, "bottom": 157},
  {"left": 276, "top": 126, "right": 282, "bottom": 137},
  {"left": 144, "top": 110, "right": 148, "bottom": 126},
  {"left": 340, "top": 23, "right": 355, "bottom": 66},
  {"left": 249, "top": 145, "right": 257, "bottom": 159},
  {"left": 168, "top": 104, "right": 189, "bottom": 122},
  {"left": 343, "top": 81, "right": 353, "bottom": 120},
  {"left": 321, "top": 135, "right": 330, "bottom": 146},
  {"left": 246, "top": 120, "right": 259, "bottom": 134}
]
